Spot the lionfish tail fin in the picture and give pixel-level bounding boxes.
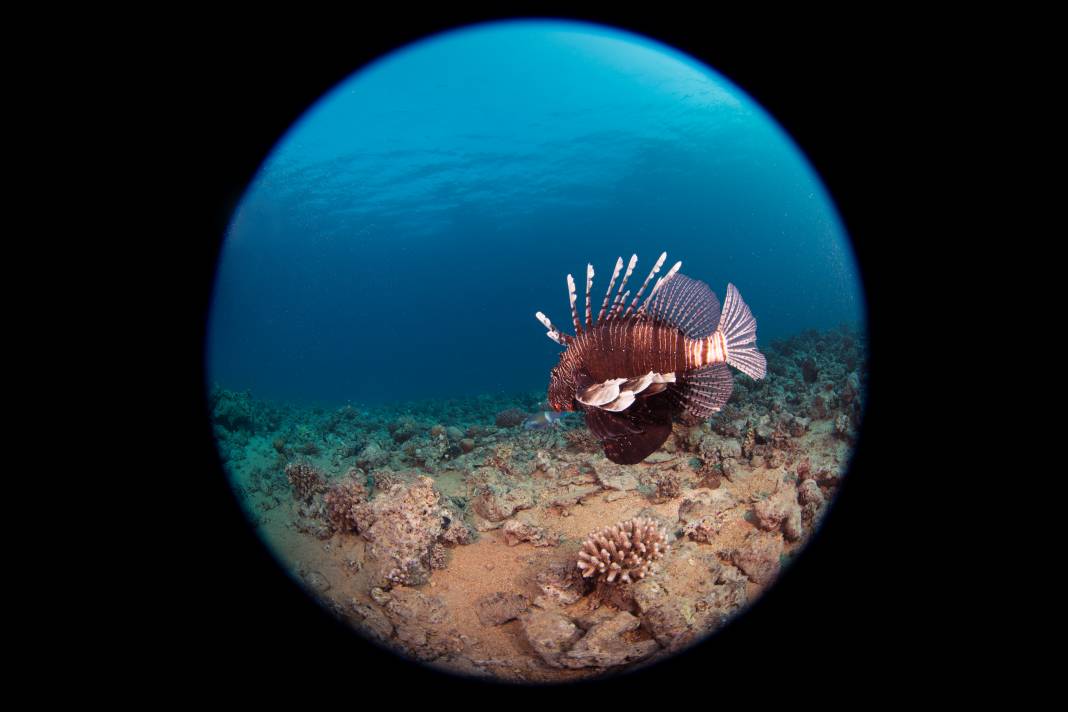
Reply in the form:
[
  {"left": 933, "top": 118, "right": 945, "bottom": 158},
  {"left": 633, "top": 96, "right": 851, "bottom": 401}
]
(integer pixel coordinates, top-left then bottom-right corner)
[{"left": 719, "top": 283, "right": 767, "bottom": 379}]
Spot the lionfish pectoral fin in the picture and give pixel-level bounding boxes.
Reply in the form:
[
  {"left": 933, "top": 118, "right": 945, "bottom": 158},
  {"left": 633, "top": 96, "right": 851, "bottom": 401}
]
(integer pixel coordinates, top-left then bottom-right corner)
[
  {"left": 667, "top": 363, "right": 733, "bottom": 419},
  {"left": 599, "top": 390, "right": 636, "bottom": 412},
  {"left": 578, "top": 371, "right": 675, "bottom": 412},
  {"left": 577, "top": 378, "right": 627, "bottom": 407},
  {"left": 639, "top": 382, "right": 670, "bottom": 397},
  {"left": 584, "top": 394, "right": 674, "bottom": 465}
]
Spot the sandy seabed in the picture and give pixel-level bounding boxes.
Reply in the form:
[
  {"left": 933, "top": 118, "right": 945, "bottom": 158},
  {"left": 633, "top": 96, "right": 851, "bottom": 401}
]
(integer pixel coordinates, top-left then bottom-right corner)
[{"left": 211, "top": 325, "right": 864, "bottom": 682}]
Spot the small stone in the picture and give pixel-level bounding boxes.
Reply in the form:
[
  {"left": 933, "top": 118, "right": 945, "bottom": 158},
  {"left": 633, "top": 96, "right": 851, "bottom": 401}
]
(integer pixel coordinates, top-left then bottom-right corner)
[
  {"left": 501, "top": 519, "right": 560, "bottom": 547},
  {"left": 350, "top": 600, "right": 393, "bottom": 641},
  {"left": 304, "top": 571, "right": 331, "bottom": 593},
  {"left": 834, "top": 413, "right": 851, "bottom": 439},
  {"left": 475, "top": 592, "right": 531, "bottom": 626}
]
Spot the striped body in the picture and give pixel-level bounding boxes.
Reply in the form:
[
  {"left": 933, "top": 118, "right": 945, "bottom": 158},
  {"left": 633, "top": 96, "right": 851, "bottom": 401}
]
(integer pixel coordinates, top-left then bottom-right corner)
[{"left": 549, "top": 319, "right": 727, "bottom": 410}]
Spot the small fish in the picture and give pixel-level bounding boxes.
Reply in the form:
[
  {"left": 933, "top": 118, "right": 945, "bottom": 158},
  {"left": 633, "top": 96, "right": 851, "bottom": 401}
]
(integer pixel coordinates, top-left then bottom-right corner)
[
  {"left": 535, "top": 252, "right": 766, "bottom": 464},
  {"left": 522, "top": 411, "right": 568, "bottom": 431}
]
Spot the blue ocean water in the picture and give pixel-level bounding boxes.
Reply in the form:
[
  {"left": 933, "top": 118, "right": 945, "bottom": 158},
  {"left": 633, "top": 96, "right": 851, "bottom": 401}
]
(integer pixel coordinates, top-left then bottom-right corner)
[{"left": 206, "top": 20, "right": 864, "bottom": 407}]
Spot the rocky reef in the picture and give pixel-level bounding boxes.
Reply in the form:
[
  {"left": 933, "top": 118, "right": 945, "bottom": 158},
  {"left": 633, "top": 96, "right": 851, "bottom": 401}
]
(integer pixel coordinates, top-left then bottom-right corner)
[{"left": 213, "top": 324, "right": 864, "bottom": 682}]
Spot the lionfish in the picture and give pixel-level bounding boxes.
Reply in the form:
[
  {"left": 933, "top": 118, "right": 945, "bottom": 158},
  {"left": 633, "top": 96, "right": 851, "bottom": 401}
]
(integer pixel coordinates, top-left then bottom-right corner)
[{"left": 535, "top": 252, "right": 767, "bottom": 465}]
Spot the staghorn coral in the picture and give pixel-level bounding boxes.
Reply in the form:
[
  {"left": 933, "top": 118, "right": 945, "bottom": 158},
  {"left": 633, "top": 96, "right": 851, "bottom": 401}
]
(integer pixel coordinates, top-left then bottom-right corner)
[
  {"left": 285, "top": 462, "right": 326, "bottom": 502},
  {"left": 577, "top": 516, "right": 668, "bottom": 584}
]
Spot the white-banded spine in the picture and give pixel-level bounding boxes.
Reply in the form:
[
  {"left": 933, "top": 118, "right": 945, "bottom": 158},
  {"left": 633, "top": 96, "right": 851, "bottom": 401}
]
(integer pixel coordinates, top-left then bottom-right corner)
[
  {"left": 567, "top": 273, "right": 582, "bottom": 334},
  {"left": 535, "top": 311, "right": 569, "bottom": 344},
  {"left": 584, "top": 263, "right": 594, "bottom": 329},
  {"left": 623, "top": 251, "right": 667, "bottom": 319},
  {"left": 608, "top": 255, "right": 638, "bottom": 320},
  {"left": 637, "top": 260, "right": 682, "bottom": 316},
  {"left": 596, "top": 256, "right": 624, "bottom": 325}
]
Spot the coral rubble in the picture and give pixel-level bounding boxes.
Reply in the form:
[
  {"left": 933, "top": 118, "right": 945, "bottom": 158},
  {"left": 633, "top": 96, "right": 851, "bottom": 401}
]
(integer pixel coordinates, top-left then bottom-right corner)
[{"left": 211, "top": 323, "right": 865, "bottom": 683}]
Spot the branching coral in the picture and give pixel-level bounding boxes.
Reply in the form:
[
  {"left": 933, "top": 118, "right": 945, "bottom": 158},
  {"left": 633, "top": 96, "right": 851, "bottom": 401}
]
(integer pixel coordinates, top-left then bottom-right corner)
[{"left": 576, "top": 517, "right": 668, "bottom": 584}]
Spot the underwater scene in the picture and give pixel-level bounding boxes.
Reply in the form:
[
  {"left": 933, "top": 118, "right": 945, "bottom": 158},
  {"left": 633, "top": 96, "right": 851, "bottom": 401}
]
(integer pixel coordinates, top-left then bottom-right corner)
[{"left": 206, "top": 20, "right": 867, "bottom": 682}]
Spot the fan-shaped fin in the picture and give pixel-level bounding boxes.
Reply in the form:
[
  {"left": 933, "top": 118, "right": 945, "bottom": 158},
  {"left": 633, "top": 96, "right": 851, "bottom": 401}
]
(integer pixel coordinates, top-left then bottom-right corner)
[
  {"left": 666, "top": 363, "right": 734, "bottom": 419},
  {"left": 645, "top": 273, "right": 722, "bottom": 338},
  {"left": 584, "top": 394, "right": 674, "bottom": 465},
  {"left": 720, "top": 283, "right": 766, "bottom": 379},
  {"left": 576, "top": 371, "right": 676, "bottom": 412},
  {"left": 577, "top": 378, "right": 627, "bottom": 407}
]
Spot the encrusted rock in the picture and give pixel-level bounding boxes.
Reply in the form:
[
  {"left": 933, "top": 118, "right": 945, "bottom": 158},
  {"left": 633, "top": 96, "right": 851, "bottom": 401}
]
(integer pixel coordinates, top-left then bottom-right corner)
[
  {"left": 678, "top": 489, "right": 738, "bottom": 543},
  {"left": 473, "top": 485, "right": 534, "bottom": 522},
  {"left": 361, "top": 476, "right": 460, "bottom": 587},
  {"left": 799, "top": 478, "right": 827, "bottom": 523},
  {"left": 355, "top": 441, "right": 389, "bottom": 470},
  {"left": 350, "top": 600, "right": 393, "bottom": 642},
  {"left": 732, "top": 530, "right": 784, "bottom": 584},
  {"left": 475, "top": 592, "right": 531, "bottom": 626},
  {"left": 753, "top": 487, "right": 803, "bottom": 542},
  {"left": 558, "top": 611, "right": 659, "bottom": 669},
  {"left": 381, "top": 586, "right": 464, "bottom": 661},
  {"left": 502, "top": 519, "right": 560, "bottom": 547},
  {"left": 440, "top": 506, "right": 473, "bottom": 545},
  {"left": 593, "top": 464, "right": 640, "bottom": 492},
  {"left": 633, "top": 553, "right": 748, "bottom": 649},
  {"left": 521, "top": 610, "right": 582, "bottom": 667},
  {"left": 645, "top": 470, "right": 681, "bottom": 503},
  {"left": 389, "top": 418, "right": 418, "bottom": 444},
  {"left": 323, "top": 476, "right": 369, "bottom": 533},
  {"left": 534, "top": 561, "right": 585, "bottom": 607}
]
